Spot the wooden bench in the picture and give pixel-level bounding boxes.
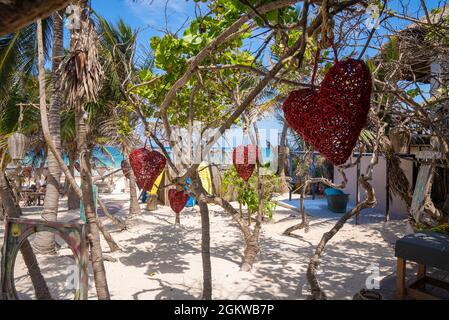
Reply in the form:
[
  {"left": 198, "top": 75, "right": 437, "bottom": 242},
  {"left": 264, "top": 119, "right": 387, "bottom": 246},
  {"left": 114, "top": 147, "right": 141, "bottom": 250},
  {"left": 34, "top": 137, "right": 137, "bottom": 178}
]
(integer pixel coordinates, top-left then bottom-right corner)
[{"left": 395, "top": 231, "right": 449, "bottom": 300}]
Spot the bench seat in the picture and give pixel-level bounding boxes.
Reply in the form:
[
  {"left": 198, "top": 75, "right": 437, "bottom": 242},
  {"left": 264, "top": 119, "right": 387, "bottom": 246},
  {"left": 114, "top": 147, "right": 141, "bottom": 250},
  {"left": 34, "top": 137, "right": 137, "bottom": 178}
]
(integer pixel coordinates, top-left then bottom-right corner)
[
  {"left": 395, "top": 231, "right": 449, "bottom": 271},
  {"left": 395, "top": 231, "right": 449, "bottom": 300}
]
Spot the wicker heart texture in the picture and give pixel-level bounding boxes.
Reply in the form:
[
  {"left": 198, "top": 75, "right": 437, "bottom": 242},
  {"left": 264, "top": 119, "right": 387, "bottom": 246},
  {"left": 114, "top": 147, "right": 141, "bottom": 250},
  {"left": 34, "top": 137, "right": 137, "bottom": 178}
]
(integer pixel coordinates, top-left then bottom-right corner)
[
  {"left": 232, "top": 144, "right": 259, "bottom": 182},
  {"left": 129, "top": 148, "right": 166, "bottom": 191},
  {"left": 168, "top": 189, "right": 189, "bottom": 214},
  {"left": 283, "top": 59, "right": 372, "bottom": 165}
]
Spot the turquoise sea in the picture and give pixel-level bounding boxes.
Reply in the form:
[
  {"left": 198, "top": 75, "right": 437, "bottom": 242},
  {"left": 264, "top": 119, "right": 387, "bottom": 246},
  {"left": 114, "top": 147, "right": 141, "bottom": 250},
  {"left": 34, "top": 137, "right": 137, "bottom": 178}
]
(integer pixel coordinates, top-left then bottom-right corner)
[{"left": 22, "top": 145, "right": 273, "bottom": 170}]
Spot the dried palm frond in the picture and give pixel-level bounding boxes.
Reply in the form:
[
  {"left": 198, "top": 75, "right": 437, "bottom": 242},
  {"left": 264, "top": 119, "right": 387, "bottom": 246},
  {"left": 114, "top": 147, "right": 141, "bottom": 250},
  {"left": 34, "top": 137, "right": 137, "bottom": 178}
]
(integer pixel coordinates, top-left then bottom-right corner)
[
  {"left": 61, "top": 4, "right": 103, "bottom": 109},
  {"left": 379, "top": 135, "right": 413, "bottom": 208}
]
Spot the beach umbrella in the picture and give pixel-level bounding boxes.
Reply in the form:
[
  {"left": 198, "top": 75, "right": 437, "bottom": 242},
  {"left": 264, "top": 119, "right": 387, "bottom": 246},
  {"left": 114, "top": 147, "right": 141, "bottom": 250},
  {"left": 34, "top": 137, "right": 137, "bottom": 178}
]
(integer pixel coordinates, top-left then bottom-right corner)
[
  {"left": 129, "top": 148, "right": 166, "bottom": 192},
  {"left": 232, "top": 144, "right": 258, "bottom": 182},
  {"left": 7, "top": 132, "right": 29, "bottom": 161}
]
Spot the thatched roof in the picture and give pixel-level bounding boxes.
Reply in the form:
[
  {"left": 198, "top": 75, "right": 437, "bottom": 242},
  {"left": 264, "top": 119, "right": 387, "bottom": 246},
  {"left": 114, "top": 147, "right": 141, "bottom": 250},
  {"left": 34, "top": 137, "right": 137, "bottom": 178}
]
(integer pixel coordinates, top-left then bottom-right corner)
[{"left": 375, "top": 5, "right": 449, "bottom": 83}]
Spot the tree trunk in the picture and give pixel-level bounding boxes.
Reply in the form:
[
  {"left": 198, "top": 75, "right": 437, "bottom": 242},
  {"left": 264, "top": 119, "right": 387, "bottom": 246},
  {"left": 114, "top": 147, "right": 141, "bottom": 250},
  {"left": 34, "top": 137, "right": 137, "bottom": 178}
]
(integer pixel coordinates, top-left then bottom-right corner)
[
  {"left": 241, "top": 235, "right": 259, "bottom": 272},
  {"left": 278, "top": 120, "right": 290, "bottom": 193},
  {"left": 36, "top": 16, "right": 113, "bottom": 299},
  {"left": 68, "top": 148, "right": 80, "bottom": 210},
  {"left": 0, "top": 172, "right": 52, "bottom": 300},
  {"left": 76, "top": 109, "right": 111, "bottom": 300},
  {"left": 191, "top": 175, "right": 212, "bottom": 300},
  {"left": 198, "top": 199, "right": 212, "bottom": 300},
  {"left": 34, "top": 10, "right": 64, "bottom": 255},
  {"left": 127, "top": 164, "right": 140, "bottom": 217}
]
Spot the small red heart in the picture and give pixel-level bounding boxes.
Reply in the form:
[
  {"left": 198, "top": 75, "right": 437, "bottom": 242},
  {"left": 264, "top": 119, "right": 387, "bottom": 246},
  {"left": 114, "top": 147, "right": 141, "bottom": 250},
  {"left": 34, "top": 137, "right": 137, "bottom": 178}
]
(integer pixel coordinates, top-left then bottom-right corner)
[
  {"left": 168, "top": 189, "right": 189, "bottom": 214},
  {"left": 232, "top": 145, "right": 259, "bottom": 182},
  {"left": 129, "top": 148, "right": 166, "bottom": 191},
  {"left": 283, "top": 59, "right": 372, "bottom": 165}
]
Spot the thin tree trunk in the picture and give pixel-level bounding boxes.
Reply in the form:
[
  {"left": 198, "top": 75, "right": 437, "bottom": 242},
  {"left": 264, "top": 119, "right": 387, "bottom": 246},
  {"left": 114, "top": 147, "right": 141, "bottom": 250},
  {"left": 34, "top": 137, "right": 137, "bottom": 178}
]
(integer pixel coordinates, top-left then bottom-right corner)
[
  {"left": 278, "top": 120, "right": 289, "bottom": 193},
  {"left": 98, "top": 199, "right": 127, "bottom": 230},
  {"left": 241, "top": 122, "right": 263, "bottom": 271},
  {"left": 34, "top": 10, "right": 64, "bottom": 255},
  {"left": 198, "top": 199, "right": 212, "bottom": 300},
  {"left": 76, "top": 109, "right": 111, "bottom": 299},
  {"left": 96, "top": 216, "right": 120, "bottom": 252},
  {"left": 0, "top": 172, "right": 52, "bottom": 300},
  {"left": 306, "top": 125, "right": 385, "bottom": 299},
  {"left": 241, "top": 235, "right": 259, "bottom": 272},
  {"left": 68, "top": 148, "right": 80, "bottom": 210},
  {"left": 283, "top": 181, "right": 309, "bottom": 235},
  {"left": 307, "top": 176, "right": 376, "bottom": 299},
  {"left": 127, "top": 165, "right": 140, "bottom": 217},
  {"left": 191, "top": 175, "right": 212, "bottom": 300},
  {"left": 37, "top": 19, "right": 110, "bottom": 299}
]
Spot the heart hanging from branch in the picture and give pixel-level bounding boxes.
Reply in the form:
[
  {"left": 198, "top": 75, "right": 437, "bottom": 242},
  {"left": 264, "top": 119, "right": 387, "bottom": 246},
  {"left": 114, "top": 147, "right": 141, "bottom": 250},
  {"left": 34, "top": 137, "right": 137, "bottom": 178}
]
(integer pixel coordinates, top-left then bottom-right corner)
[
  {"left": 232, "top": 145, "right": 259, "bottom": 182},
  {"left": 168, "top": 189, "right": 189, "bottom": 214},
  {"left": 283, "top": 59, "right": 372, "bottom": 165},
  {"left": 129, "top": 148, "right": 166, "bottom": 192}
]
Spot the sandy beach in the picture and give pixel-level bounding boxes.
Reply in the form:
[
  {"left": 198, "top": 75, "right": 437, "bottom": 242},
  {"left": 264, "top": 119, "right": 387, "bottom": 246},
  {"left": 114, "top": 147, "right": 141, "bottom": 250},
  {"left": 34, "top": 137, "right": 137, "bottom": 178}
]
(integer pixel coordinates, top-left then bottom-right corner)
[{"left": 0, "top": 176, "right": 409, "bottom": 300}]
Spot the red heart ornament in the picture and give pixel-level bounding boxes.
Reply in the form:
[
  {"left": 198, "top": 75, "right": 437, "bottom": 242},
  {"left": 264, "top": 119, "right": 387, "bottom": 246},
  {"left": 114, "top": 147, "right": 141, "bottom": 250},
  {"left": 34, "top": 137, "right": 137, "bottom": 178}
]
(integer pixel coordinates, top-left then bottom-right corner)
[
  {"left": 232, "top": 145, "right": 259, "bottom": 182},
  {"left": 168, "top": 189, "right": 189, "bottom": 214},
  {"left": 283, "top": 59, "right": 372, "bottom": 165},
  {"left": 129, "top": 148, "right": 166, "bottom": 192}
]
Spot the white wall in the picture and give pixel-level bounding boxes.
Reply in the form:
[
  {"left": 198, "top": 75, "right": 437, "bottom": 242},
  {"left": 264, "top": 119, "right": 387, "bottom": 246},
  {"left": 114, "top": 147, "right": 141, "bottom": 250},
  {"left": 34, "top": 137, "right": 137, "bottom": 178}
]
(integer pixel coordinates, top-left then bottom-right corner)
[{"left": 334, "top": 155, "right": 413, "bottom": 220}]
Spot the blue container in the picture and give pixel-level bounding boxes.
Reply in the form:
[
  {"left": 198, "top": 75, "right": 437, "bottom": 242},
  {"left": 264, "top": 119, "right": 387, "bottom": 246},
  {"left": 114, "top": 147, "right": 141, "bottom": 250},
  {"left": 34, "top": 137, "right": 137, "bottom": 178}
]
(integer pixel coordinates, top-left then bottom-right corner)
[{"left": 324, "top": 188, "right": 349, "bottom": 213}]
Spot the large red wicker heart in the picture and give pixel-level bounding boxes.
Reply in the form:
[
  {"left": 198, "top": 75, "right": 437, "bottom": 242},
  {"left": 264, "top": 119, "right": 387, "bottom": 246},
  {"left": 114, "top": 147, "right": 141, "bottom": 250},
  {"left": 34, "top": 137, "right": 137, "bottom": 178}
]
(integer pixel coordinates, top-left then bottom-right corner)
[
  {"left": 168, "top": 189, "right": 189, "bottom": 214},
  {"left": 232, "top": 145, "right": 259, "bottom": 182},
  {"left": 283, "top": 59, "right": 372, "bottom": 165},
  {"left": 121, "top": 159, "right": 131, "bottom": 179},
  {"left": 129, "top": 148, "right": 166, "bottom": 191}
]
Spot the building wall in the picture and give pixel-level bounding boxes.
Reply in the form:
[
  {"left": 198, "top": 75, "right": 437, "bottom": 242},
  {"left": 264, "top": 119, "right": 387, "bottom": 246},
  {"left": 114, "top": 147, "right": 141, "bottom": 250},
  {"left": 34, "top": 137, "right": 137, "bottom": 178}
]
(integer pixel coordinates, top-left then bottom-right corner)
[{"left": 334, "top": 155, "right": 413, "bottom": 220}]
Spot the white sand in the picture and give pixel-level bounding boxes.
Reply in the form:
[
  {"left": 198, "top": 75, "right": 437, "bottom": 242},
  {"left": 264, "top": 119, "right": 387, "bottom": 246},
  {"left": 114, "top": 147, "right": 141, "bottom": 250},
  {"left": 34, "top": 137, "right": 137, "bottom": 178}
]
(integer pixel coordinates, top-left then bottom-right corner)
[{"left": 0, "top": 177, "right": 407, "bottom": 300}]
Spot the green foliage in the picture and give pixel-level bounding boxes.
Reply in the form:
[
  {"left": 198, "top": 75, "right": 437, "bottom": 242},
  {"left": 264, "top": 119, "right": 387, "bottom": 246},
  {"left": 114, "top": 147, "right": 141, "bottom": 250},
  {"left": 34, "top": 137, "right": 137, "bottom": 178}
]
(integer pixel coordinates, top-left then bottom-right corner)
[
  {"left": 416, "top": 223, "right": 449, "bottom": 236},
  {"left": 222, "top": 164, "right": 280, "bottom": 219},
  {"left": 134, "top": 8, "right": 259, "bottom": 128}
]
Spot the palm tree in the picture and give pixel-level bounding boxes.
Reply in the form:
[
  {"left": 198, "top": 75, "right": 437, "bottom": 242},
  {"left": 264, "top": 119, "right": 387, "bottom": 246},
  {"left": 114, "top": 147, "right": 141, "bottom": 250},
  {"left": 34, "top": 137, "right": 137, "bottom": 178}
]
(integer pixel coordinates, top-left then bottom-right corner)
[
  {"left": 96, "top": 17, "right": 143, "bottom": 217},
  {"left": 33, "top": 10, "right": 65, "bottom": 255},
  {"left": 58, "top": 1, "right": 110, "bottom": 299},
  {"left": 0, "top": 19, "right": 52, "bottom": 109}
]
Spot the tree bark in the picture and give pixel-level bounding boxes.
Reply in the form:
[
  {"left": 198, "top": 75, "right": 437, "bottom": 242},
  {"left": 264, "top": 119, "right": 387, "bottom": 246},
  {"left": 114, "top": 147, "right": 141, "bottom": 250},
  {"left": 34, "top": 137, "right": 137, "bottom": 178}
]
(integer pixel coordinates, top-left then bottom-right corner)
[
  {"left": 278, "top": 120, "right": 290, "bottom": 193},
  {"left": 0, "top": 0, "right": 73, "bottom": 36},
  {"left": 306, "top": 176, "right": 376, "bottom": 299},
  {"left": 0, "top": 172, "right": 52, "bottom": 300},
  {"left": 191, "top": 175, "right": 212, "bottom": 300},
  {"left": 76, "top": 109, "right": 111, "bottom": 300},
  {"left": 37, "top": 18, "right": 110, "bottom": 299},
  {"left": 198, "top": 199, "right": 212, "bottom": 300},
  {"left": 68, "top": 148, "right": 80, "bottom": 210},
  {"left": 34, "top": 10, "right": 64, "bottom": 255},
  {"left": 241, "top": 235, "right": 259, "bottom": 272},
  {"left": 127, "top": 164, "right": 140, "bottom": 217}
]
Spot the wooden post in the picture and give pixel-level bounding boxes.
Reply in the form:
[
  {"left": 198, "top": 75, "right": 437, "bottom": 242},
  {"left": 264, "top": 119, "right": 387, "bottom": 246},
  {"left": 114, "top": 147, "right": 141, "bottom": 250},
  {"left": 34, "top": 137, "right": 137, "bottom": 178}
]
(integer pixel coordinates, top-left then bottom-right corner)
[
  {"left": 418, "top": 264, "right": 426, "bottom": 278},
  {"left": 396, "top": 258, "right": 406, "bottom": 300}
]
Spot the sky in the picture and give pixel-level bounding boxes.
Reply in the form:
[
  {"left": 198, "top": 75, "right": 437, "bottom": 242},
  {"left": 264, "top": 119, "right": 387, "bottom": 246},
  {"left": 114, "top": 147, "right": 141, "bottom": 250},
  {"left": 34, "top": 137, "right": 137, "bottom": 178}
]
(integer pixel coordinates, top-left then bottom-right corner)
[{"left": 88, "top": 0, "right": 446, "bottom": 146}]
